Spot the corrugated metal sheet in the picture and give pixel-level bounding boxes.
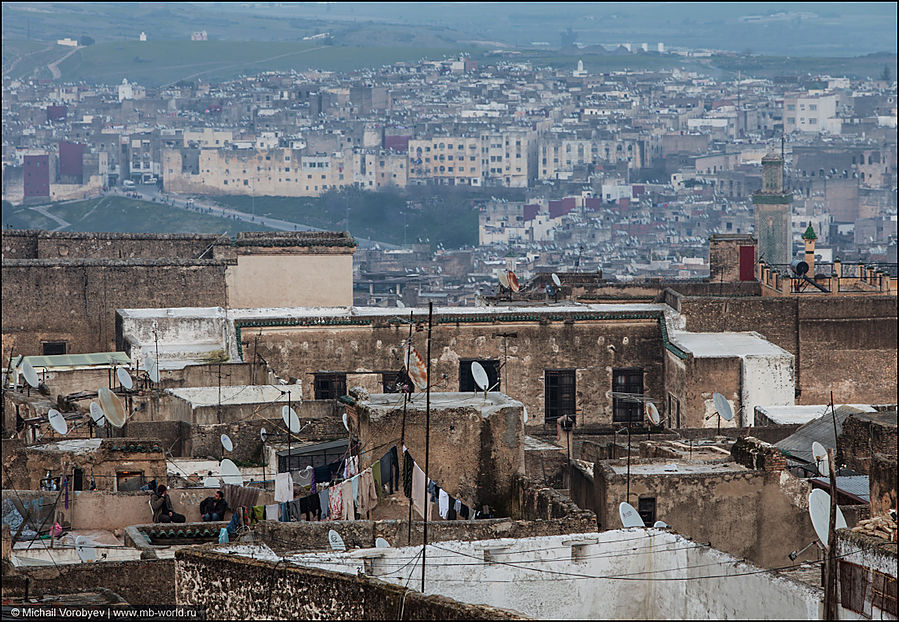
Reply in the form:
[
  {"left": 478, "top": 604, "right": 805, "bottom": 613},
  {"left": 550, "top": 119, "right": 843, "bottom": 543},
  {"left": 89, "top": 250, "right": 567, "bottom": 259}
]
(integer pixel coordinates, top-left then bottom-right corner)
[
  {"left": 812, "top": 475, "right": 870, "bottom": 502},
  {"left": 23, "top": 352, "right": 130, "bottom": 370},
  {"left": 774, "top": 405, "right": 868, "bottom": 463}
]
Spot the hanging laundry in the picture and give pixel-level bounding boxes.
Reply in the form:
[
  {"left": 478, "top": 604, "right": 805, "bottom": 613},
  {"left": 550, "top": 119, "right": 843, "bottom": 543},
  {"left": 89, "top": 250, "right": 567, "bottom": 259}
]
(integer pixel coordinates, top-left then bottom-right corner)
[
  {"left": 447, "top": 496, "right": 457, "bottom": 520},
  {"left": 357, "top": 469, "right": 379, "bottom": 515},
  {"left": 351, "top": 474, "right": 360, "bottom": 505},
  {"left": 318, "top": 488, "right": 330, "bottom": 520},
  {"left": 380, "top": 446, "right": 399, "bottom": 494},
  {"left": 344, "top": 455, "right": 359, "bottom": 479},
  {"left": 372, "top": 461, "right": 383, "bottom": 499},
  {"left": 329, "top": 484, "right": 344, "bottom": 520},
  {"left": 274, "top": 472, "right": 294, "bottom": 503},
  {"left": 314, "top": 464, "right": 331, "bottom": 485},
  {"left": 279, "top": 502, "right": 289, "bottom": 522},
  {"left": 438, "top": 489, "right": 450, "bottom": 519},
  {"left": 288, "top": 498, "right": 303, "bottom": 521},
  {"left": 292, "top": 466, "right": 314, "bottom": 488},
  {"left": 222, "top": 483, "right": 261, "bottom": 510},
  {"left": 251, "top": 505, "right": 265, "bottom": 523},
  {"left": 427, "top": 480, "right": 439, "bottom": 503},
  {"left": 340, "top": 479, "right": 354, "bottom": 520},
  {"left": 402, "top": 449, "right": 414, "bottom": 498},
  {"left": 265, "top": 504, "right": 279, "bottom": 521},
  {"left": 459, "top": 503, "right": 470, "bottom": 520},
  {"left": 412, "top": 463, "right": 428, "bottom": 519},
  {"left": 328, "top": 459, "right": 345, "bottom": 479},
  {"left": 299, "top": 493, "right": 321, "bottom": 521}
]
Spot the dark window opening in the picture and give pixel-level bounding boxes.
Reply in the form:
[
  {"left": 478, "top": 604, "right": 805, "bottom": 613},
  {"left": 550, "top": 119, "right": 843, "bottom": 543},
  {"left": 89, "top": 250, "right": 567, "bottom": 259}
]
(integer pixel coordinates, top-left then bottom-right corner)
[
  {"left": 42, "top": 341, "right": 67, "bottom": 355},
  {"left": 459, "top": 359, "right": 500, "bottom": 392},
  {"left": 382, "top": 371, "right": 414, "bottom": 394},
  {"left": 545, "top": 369, "right": 576, "bottom": 427},
  {"left": 73, "top": 468, "right": 84, "bottom": 491},
  {"left": 314, "top": 373, "right": 346, "bottom": 400},
  {"left": 637, "top": 497, "right": 656, "bottom": 526},
  {"left": 116, "top": 471, "right": 144, "bottom": 492},
  {"left": 278, "top": 439, "right": 348, "bottom": 473},
  {"left": 613, "top": 368, "right": 644, "bottom": 423}
]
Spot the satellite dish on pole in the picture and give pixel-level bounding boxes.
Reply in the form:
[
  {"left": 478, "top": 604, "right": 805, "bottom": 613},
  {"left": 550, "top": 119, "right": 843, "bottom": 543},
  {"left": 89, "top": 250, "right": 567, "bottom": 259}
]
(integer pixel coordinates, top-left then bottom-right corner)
[
  {"left": 498, "top": 270, "right": 510, "bottom": 289},
  {"left": 653, "top": 520, "right": 669, "bottom": 529},
  {"left": 551, "top": 273, "right": 562, "bottom": 288},
  {"left": 75, "top": 536, "right": 97, "bottom": 563},
  {"left": 811, "top": 441, "right": 829, "bottom": 476},
  {"left": 48, "top": 409, "right": 68, "bottom": 435},
  {"left": 260, "top": 427, "right": 268, "bottom": 442},
  {"left": 396, "top": 300, "right": 405, "bottom": 308},
  {"left": 221, "top": 434, "right": 233, "bottom": 452},
  {"left": 144, "top": 355, "right": 160, "bottom": 383},
  {"left": 403, "top": 344, "right": 428, "bottom": 391},
  {"left": 470, "top": 361, "right": 489, "bottom": 392},
  {"left": 281, "top": 405, "right": 300, "bottom": 434},
  {"left": 203, "top": 476, "right": 220, "bottom": 488},
  {"left": 375, "top": 537, "right": 391, "bottom": 548},
  {"left": 808, "top": 489, "right": 847, "bottom": 548},
  {"left": 21, "top": 360, "right": 40, "bottom": 389},
  {"left": 647, "top": 402, "right": 661, "bottom": 425},
  {"left": 116, "top": 367, "right": 133, "bottom": 390},
  {"left": 619, "top": 502, "right": 645, "bottom": 528},
  {"left": 342, "top": 411, "right": 349, "bottom": 431},
  {"left": 328, "top": 529, "right": 346, "bottom": 552},
  {"left": 712, "top": 392, "right": 733, "bottom": 422},
  {"left": 522, "top": 406, "right": 528, "bottom": 424},
  {"left": 220, "top": 459, "right": 243, "bottom": 486},
  {"left": 507, "top": 270, "right": 520, "bottom": 292},
  {"left": 98, "top": 388, "right": 126, "bottom": 428},
  {"left": 89, "top": 402, "right": 106, "bottom": 426}
]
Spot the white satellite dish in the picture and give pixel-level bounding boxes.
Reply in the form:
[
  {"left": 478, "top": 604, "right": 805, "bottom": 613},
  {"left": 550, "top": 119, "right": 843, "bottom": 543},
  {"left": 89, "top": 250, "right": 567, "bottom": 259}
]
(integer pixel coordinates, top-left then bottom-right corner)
[
  {"left": 619, "top": 502, "right": 645, "bottom": 528},
  {"left": 808, "top": 489, "right": 847, "bottom": 548},
  {"left": 551, "top": 273, "right": 562, "bottom": 287},
  {"left": 48, "top": 409, "right": 68, "bottom": 435},
  {"left": 712, "top": 392, "right": 733, "bottom": 422},
  {"left": 144, "top": 355, "right": 160, "bottom": 383},
  {"left": 328, "top": 529, "right": 346, "bottom": 552},
  {"left": 116, "top": 367, "right": 133, "bottom": 390},
  {"left": 21, "top": 360, "right": 40, "bottom": 389},
  {"left": 221, "top": 434, "right": 233, "bottom": 452},
  {"left": 98, "top": 387, "right": 126, "bottom": 428},
  {"left": 811, "top": 441, "right": 829, "bottom": 476},
  {"left": 647, "top": 402, "right": 661, "bottom": 425},
  {"left": 396, "top": 300, "right": 405, "bottom": 308},
  {"left": 220, "top": 459, "right": 244, "bottom": 486},
  {"left": 375, "top": 537, "right": 391, "bottom": 548},
  {"left": 470, "top": 361, "right": 489, "bottom": 391},
  {"left": 203, "top": 476, "right": 220, "bottom": 488},
  {"left": 281, "top": 405, "right": 300, "bottom": 434},
  {"left": 522, "top": 406, "right": 528, "bottom": 424},
  {"left": 342, "top": 411, "right": 349, "bottom": 431},
  {"left": 260, "top": 427, "right": 267, "bottom": 442},
  {"left": 653, "top": 521, "right": 669, "bottom": 529},
  {"left": 89, "top": 402, "right": 106, "bottom": 426},
  {"left": 75, "top": 536, "right": 97, "bottom": 563},
  {"left": 498, "top": 270, "right": 510, "bottom": 288}
]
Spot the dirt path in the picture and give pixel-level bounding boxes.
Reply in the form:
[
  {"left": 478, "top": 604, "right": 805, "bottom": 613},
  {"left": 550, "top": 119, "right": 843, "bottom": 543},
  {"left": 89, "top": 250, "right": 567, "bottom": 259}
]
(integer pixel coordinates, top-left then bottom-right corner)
[
  {"left": 48, "top": 45, "right": 81, "bottom": 80},
  {"left": 2, "top": 44, "right": 53, "bottom": 78}
]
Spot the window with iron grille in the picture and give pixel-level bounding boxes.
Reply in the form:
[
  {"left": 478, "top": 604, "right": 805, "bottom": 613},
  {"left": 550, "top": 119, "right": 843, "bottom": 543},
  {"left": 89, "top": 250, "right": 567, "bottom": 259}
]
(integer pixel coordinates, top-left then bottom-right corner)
[
  {"left": 41, "top": 341, "right": 67, "bottom": 355},
  {"left": 382, "top": 371, "right": 414, "bottom": 394},
  {"left": 613, "top": 368, "right": 644, "bottom": 423},
  {"left": 313, "top": 373, "right": 346, "bottom": 400},
  {"left": 545, "top": 369, "right": 576, "bottom": 427},
  {"left": 637, "top": 497, "right": 656, "bottom": 526}
]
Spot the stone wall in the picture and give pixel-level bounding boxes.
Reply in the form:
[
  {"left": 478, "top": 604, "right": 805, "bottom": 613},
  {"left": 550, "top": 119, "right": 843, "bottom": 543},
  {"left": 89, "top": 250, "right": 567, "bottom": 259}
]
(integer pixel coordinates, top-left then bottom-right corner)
[
  {"left": 731, "top": 436, "right": 787, "bottom": 471},
  {"left": 838, "top": 412, "right": 898, "bottom": 474},
  {"left": 869, "top": 453, "right": 898, "bottom": 518},
  {"left": 175, "top": 548, "right": 524, "bottom": 620}
]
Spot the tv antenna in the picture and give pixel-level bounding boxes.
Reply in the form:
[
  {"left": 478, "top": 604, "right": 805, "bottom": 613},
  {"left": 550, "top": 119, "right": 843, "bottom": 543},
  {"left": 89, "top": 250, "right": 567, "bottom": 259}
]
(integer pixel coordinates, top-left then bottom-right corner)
[
  {"left": 619, "top": 501, "right": 645, "bottom": 528},
  {"left": 144, "top": 354, "right": 160, "bottom": 384},
  {"left": 89, "top": 402, "right": 107, "bottom": 432},
  {"left": 497, "top": 269, "right": 510, "bottom": 295}
]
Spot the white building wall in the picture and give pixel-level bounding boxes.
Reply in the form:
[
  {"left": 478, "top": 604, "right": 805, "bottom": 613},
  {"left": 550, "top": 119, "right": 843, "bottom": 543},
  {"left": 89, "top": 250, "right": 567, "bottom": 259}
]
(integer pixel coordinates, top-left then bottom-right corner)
[{"left": 741, "top": 353, "right": 795, "bottom": 427}]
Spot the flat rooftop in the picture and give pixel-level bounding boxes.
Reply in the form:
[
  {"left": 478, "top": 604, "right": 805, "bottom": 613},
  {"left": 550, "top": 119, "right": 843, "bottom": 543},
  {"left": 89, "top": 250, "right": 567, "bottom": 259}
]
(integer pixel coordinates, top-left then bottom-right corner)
[
  {"left": 669, "top": 331, "right": 792, "bottom": 359},
  {"left": 609, "top": 460, "right": 748, "bottom": 476},
  {"left": 757, "top": 404, "right": 876, "bottom": 425},
  {"left": 359, "top": 391, "right": 523, "bottom": 420},
  {"left": 167, "top": 384, "right": 300, "bottom": 407}
]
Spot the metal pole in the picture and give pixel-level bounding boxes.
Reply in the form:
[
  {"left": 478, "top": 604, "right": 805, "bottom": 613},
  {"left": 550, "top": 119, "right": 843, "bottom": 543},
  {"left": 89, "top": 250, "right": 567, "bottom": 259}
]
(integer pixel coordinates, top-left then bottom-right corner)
[
  {"left": 830, "top": 391, "right": 839, "bottom": 460},
  {"left": 824, "top": 447, "right": 840, "bottom": 621},
  {"left": 287, "top": 391, "right": 291, "bottom": 475},
  {"left": 626, "top": 423, "right": 631, "bottom": 501},
  {"left": 421, "top": 302, "right": 433, "bottom": 594},
  {"left": 402, "top": 312, "right": 414, "bottom": 546}
]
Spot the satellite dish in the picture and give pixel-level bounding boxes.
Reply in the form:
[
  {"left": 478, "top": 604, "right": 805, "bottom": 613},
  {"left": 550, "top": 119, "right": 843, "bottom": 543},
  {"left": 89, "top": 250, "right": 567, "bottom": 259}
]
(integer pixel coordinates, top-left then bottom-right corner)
[
  {"left": 811, "top": 441, "right": 829, "bottom": 476},
  {"left": 498, "top": 270, "right": 510, "bottom": 288},
  {"left": 712, "top": 392, "right": 733, "bottom": 422},
  {"left": 396, "top": 300, "right": 405, "bottom": 308},
  {"left": 221, "top": 434, "right": 233, "bottom": 452},
  {"left": 48, "top": 409, "right": 68, "bottom": 435},
  {"left": 619, "top": 502, "right": 645, "bottom": 528},
  {"left": 470, "top": 361, "right": 489, "bottom": 391},
  {"left": 116, "top": 367, "right": 133, "bottom": 390},
  {"left": 21, "top": 360, "right": 40, "bottom": 389},
  {"left": 647, "top": 402, "right": 660, "bottom": 425},
  {"left": 507, "top": 270, "right": 520, "bottom": 292},
  {"left": 808, "top": 489, "right": 847, "bottom": 548},
  {"left": 342, "top": 411, "right": 349, "bottom": 431},
  {"left": 551, "top": 273, "right": 562, "bottom": 287},
  {"left": 375, "top": 537, "right": 391, "bottom": 548},
  {"left": 89, "top": 402, "right": 106, "bottom": 426},
  {"left": 328, "top": 529, "right": 346, "bottom": 552},
  {"left": 403, "top": 345, "right": 428, "bottom": 391},
  {"left": 281, "top": 405, "right": 300, "bottom": 434},
  {"left": 98, "top": 387, "right": 126, "bottom": 428},
  {"left": 260, "top": 427, "right": 268, "bottom": 442},
  {"left": 653, "top": 521, "right": 669, "bottom": 529},
  {"left": 220, "top": 459, "right": 243, "bottom": 486},
  {"left": 203, "top": 476, "right": 220, "bottom": 487},
  {"left": 144, "top": 355, "right": 160, "bottom": 383},
  {"left": 75, "top": 536, "right": 97, "bottom": 563},
  {"left": 523, "top": 406, "right": 528, "bottom": 424}
]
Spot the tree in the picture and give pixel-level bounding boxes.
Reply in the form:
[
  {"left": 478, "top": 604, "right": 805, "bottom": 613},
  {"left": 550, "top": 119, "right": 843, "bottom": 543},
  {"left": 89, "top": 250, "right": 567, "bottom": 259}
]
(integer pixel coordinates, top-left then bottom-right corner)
[
  {"left": 881, "top": 64, "right": 892, "bottom": 83},
  {"left": 79, "top": 35, "right": 94, "bottom": 46}
]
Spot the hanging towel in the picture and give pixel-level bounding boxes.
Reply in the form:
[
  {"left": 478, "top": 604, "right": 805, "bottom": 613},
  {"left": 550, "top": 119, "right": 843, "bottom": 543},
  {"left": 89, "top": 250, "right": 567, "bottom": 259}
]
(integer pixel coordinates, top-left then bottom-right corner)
[
  {"left": 380, "top": 446, "right": 399, "bottom": 494},
  {"left": 372, "top": 461, "right": 383, "bottom": 499},
  {"left": 344, "top": 455, "right": 359, "bottom": 479},
  {"left": 351, "top": 474, "right": 360, "bottom": 506},
  {"left": 299, "top": 493, "right": 321, "bottom": 521},
  {"left": 288, "top": 498, "right": 303, "bottom": 521},
  {"left": 340, "top": 479, "right": 355, "bottom": 520},
  {"left": 318, "top": 488, "right": 330, "bottom": 520},
  {"left": 222, "top": 483, "right": 261, "bottom": 510},
  {"left": 265, "top": 504, "right": 279, "bottom": 520},
  {"left": 274, "top": 472, "right": 294, "bottom": 503},
  {"left": 279, "top": 502, "right": 289, "bottom": 522},
  {"left": 292, "top": 466, "right": 314, "bottom": 488},
  {"left": 427, "top": 480, "right": 439, "bottom": 503},
  {"left": 329, "top": 484, "right": 344, "bottom": 520},
  {"left": 412, "top": 463, "right": 427, "bottom": 519},
  {"left": 357, "top": 469, "right": 379, "bottom": 515},
  {"left": 438, "top": 489, "right": 450, "bottom": 519},
  {"left": 402, "top": 450, "right": 414, "bottom": 498},
  {"left": 447, "top": 496, "right": 457, "bottom": 520},
  {"left": 251, "top": 505, "right": 265, "bottom": 523}
]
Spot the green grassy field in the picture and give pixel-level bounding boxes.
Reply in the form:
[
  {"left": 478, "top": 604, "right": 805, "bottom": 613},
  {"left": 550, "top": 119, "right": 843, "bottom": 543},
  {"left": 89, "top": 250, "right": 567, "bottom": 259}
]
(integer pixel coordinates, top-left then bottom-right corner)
[
  {"left": 2, "top": 196, "right": 277, "bottom": 235},
  {"left": 54, "top": 40, "right": 463, "bottom": 86}
]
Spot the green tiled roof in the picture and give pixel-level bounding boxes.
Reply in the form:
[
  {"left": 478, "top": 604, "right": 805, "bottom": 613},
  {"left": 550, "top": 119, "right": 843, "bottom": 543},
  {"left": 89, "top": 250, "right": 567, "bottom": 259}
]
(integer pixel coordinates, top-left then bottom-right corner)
[{"left": 22, "top": 352, "right": 131, "bottom": 370}]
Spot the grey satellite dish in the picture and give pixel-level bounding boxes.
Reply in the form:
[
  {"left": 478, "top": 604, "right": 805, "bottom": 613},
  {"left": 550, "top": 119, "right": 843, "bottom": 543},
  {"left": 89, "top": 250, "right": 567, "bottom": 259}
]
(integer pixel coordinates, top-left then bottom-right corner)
[
  {"left": 221, "top": 434, "right": 233, "bottom": 452},
  {"left": 342, "top": 411, "right": 349, "bottom": 431},
  {"left": 647, "top": 402, "right": 661, "bottom": 425},
  {"left": 75, "top": 536, "right": 97, "bottom": 563},
  {"left": 522, "top": 406, "right": 528, "bottom": 424},
  {"left": 328, "top": 529, "right": 346, "bottom": 552},
  {"left": 220, "top": 459, "right": 243, "bottom": 486},
  {"left": 260, "top": 427, "right": 268, "bottom": 442},
  {"left": 89, "top": 402, "right": 106, "bottom": 426},
  {"left": 551, "top": 273, "right": 562, "bottom": 287},
  {"left": 375, "top": 537, "right": 391, "bottom": 548},
  {"left": 653, "top": 521, "right": 669, "bottom": 529},
  {"left": 144, "top": 355, "right": 160, "bottom": 383},
  {"left": 470, "top": 361, "right": 489, "bottom": 391},
  {"left": 498, "top": 270, "right": 510, "bottom": 288},
  {"left": 21, "top": 360, "right": 40, "bottom": 389},
  {"left": 281, "top": 405, "right": 300, "bottom": 434},
  {"left": 808, "top": 489, "right": 847, "bottom": 548},
  {"left": 396, "top": 300, "right": 405, "bottom": 308},
  {"left": 619, "top": 502, "right": 645, "bottom": 528},
  {"left": 116, "top": 367, "right": 133, "bottom": 390},
  {"left": 811, "top": 441, "right": 829, "bottom": 477},
  {"left": 203, "top": 476, "right": 220, "bottom": 488},
  {"left": 712, "top": 392, "right": 733, "bottom": 422},
  {"left": 98, "top": 387, "right": 126, "bottom": 428},
  {"left": 48, "top": 409, "right": 68, "bottom": 435}
]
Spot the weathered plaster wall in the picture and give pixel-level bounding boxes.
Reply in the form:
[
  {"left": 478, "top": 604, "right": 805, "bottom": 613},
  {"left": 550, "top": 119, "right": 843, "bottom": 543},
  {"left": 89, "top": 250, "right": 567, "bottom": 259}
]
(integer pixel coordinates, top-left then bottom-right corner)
[
  {"left": 741, "top": 354, "right": 794, "bottom": 426},
  {"left": 225, "top": 253, "right": 354, "bottom": 308}
]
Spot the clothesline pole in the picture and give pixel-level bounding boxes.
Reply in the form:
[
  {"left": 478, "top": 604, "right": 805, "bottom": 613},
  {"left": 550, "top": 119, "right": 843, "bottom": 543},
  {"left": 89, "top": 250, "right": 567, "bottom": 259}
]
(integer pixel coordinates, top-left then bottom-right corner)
[
  {"left": 402, "top": 311, "right": 414, "bottom": 546},
  {"left": 421, "top": 302, "right": 433, "bottom": 594}
]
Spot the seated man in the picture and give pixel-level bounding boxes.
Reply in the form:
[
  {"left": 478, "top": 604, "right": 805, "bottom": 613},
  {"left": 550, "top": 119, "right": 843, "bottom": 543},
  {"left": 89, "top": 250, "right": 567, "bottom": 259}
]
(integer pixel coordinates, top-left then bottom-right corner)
[
  {"left": 151, "top": 484, "right": 186, "bottom": 523},
  {"left": 200, "top": 490, "right": 228, "bottom": 521}
]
